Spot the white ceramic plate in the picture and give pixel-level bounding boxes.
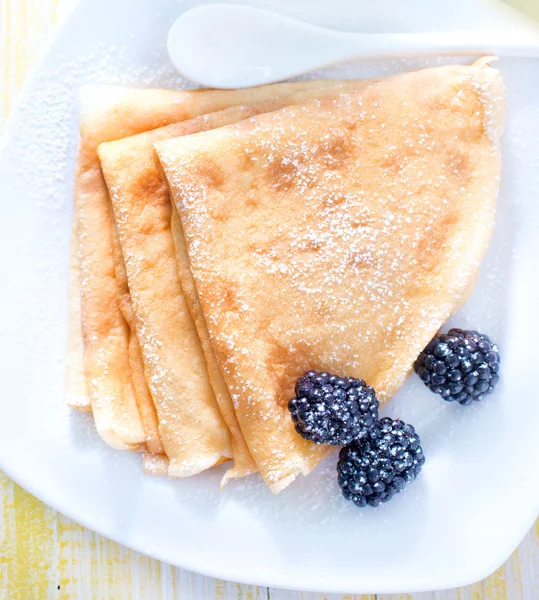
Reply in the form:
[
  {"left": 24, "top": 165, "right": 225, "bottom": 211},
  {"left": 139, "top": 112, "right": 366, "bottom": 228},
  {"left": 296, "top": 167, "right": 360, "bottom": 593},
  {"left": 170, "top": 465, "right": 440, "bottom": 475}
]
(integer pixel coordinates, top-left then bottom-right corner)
[{"left": 1, "top": 0, "right": 539, "bottom": 594}]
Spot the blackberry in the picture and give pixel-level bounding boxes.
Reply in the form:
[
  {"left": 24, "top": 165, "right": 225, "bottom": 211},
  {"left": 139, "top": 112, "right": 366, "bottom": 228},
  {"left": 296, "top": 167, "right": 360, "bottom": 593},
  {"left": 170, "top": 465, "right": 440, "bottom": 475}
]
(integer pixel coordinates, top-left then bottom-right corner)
[
  {"left": 288, "top": 370, "right": 379, "bottom": 445},
  {"left": 337, "top": 417, "right": 424, "bottom": 508},
  {"left": 414, "top": 328, "right": 500, "bottom": 406}
]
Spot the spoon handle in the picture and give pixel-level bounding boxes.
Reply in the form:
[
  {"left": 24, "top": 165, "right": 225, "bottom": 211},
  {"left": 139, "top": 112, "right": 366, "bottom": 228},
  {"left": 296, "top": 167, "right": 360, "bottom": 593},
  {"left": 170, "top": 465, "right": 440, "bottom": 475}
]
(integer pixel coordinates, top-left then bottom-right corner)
[{"left": 356, "top": 30, "right": 539, "bottom": 59}]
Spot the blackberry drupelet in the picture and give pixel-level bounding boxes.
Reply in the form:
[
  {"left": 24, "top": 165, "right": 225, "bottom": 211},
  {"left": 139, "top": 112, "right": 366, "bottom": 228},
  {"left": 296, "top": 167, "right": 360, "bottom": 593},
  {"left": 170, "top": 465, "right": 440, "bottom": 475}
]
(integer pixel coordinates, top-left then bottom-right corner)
[
  {"left": 414, "top": 328, "right": 500, "bottom": 406},
  {"left": 337, "top": 417, "right": 424, "bottom": 508},
  {"left": 288, "top": 370, "right": 379, "bottom": 445}
]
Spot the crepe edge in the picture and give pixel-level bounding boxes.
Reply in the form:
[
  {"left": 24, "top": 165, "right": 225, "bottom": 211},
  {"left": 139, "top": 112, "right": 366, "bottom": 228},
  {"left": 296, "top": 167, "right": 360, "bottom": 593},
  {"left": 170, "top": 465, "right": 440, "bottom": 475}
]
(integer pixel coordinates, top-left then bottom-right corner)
[{"left": 65, "top": 209, "right": 92, "bottom": 412}]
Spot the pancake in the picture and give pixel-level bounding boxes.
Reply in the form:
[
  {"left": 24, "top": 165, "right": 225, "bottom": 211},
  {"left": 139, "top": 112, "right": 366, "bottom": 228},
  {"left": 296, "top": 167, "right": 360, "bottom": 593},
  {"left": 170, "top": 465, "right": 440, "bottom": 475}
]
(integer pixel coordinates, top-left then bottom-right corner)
[
  {"left": 65, "top": 217, "right": 90, "bottom": 412},
  {"left": 73, "top": 81, "right": 348, "bottom": 451},
  {"left": 110, "top": 220, "right": 164, "bottom": 455},
  {"left": 100, "top": 129, "right": 234, "bottom": 476},
  {"left": 155, "top": 60, "right": 505, "bottom": 492},
  {"left": 142, "top": 453, "right": 170, "bottom": 476},
  {"left": 97, "top": 83, "right": 370, "bottom": 480}
]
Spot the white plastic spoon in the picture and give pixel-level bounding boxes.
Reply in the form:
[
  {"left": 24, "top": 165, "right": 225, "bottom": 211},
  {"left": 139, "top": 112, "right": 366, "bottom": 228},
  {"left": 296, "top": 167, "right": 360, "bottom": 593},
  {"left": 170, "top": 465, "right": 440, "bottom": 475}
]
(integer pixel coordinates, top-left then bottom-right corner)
[{"left": 167, "top": 3, "right": 539, "bottom": 88}]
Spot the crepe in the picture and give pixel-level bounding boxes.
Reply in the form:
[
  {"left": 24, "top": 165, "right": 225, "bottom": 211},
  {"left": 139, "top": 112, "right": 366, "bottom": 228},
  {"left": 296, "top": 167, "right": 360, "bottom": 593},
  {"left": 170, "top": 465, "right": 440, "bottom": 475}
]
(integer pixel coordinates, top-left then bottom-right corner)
[
  {"left": 74, "top": 81, "right": 349, "bottom": 451},
  {"left": 156, "top": 60, "right": 505, "bottom": 492},
  {"left": 66, "top": 218, "right": 90, "bottom": 412},
  {"left": 66, "top": 208, "right": 162, "bottom": 453},
  {"left": 97, "top": 84, "right": 370, "bottom": 479},
  {"left": 111, "top": 219, "right": 164, "bottom": 455},
  {"left": 142, "top": 453, "right": 170, "bottom": 476}
]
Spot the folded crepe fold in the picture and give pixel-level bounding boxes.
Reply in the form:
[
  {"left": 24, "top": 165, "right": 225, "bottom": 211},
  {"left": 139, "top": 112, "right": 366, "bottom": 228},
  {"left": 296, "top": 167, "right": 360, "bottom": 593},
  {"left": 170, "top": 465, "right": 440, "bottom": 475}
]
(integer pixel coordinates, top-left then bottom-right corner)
[
  {"left": 65, "top": 217, "right": 90, "bottom": 412},
  {"left": 155, "top": 60, "right": 505, "bottom": 492},
  {"left": 97, "top": 81, "right": 370, "bottom": 479},
  {"left": 72, "top": 81, "right": 360, "bottom": 462}
]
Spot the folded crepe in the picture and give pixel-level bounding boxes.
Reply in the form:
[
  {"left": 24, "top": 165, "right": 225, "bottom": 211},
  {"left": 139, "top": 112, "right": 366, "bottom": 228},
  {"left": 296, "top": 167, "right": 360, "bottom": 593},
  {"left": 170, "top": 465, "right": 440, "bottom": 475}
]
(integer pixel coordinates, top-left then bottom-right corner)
[
  {"left": 66, "top": 218, "right": 90, "bottom": 412},
  {"left": 67, "top": 206, "right": 162, "bottom": 451},
  {"left": 142, "top": 453, "right": 170, "bottom": 476},
  {"left": 111, "top": 220, "right": 164, "bottom": 455},
  {"left": 67, "top": 213, "right": 160, "bottom": 456},
  {"left": 73, "top": 81, "right": 352, "bottom": 452},
  {"left": 156, "top": 60, "right": 505, "bottom": 492},
  {"left": 97, "top": 83, "right": 370, "bottom": 480}
]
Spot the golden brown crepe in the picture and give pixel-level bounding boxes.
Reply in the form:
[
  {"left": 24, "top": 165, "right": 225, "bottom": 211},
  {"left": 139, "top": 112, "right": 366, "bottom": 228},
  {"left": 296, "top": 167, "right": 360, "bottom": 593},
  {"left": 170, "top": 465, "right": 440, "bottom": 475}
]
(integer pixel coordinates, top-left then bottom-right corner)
[
  {"left": 156, "top": 60, "right": 505, "bottom": 492},
  {"left": 74, "top": 82, "right": 348, "bottom": 451},
  {"left": 100, "top": 130, "right": 234, "bottom": 475},
  {"left": 66, "top": 218, "right": 91, "bottom": 412},
  {"left": 110, "top": 220, "right": 164, "bottom": 455},
  {"left": 66, "top": 208, "right": 163, "bottom": 453},
  {"left": 97, "top": 84, "right": 370, "bottom": 479},
  {"left": 142, "top": 453, "right": 170, "bottom": 476}
]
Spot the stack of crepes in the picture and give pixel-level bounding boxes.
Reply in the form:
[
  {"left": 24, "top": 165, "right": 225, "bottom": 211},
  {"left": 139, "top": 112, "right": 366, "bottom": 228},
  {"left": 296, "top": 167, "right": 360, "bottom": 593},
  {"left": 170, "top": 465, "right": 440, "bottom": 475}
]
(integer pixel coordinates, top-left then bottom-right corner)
[{"left": 67, "top": 59, "right": 505, "bottom": 493}]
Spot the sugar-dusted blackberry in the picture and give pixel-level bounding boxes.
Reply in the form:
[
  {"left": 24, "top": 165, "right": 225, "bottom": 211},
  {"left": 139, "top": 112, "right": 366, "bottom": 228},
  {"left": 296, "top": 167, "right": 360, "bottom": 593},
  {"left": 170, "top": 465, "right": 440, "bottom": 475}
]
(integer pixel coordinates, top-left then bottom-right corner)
[
  {"left": 414, "top": 328, "right": 500, "bottom": 406},
  {"left": 288, "top": 370, "right": 379, "bottom": 445},
  {"left": 337, "top": 417, "right": 424, "bottom": 508}
]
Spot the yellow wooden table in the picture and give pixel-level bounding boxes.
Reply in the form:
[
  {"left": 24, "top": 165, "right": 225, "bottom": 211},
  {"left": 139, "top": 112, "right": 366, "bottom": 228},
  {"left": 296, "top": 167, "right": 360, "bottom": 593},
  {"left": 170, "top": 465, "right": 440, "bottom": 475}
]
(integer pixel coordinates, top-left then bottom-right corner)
[{"left": 1, "top": 1, "right": 538, "bottom": 598}]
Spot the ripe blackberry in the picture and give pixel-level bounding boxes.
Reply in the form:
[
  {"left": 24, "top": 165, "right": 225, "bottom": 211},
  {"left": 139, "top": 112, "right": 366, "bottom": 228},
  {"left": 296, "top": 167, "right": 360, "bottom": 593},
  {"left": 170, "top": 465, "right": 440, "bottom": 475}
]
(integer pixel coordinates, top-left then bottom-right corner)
[
  {"left": 414, "top": 328, "right": 500, "bottom": 406},
  {"left": 337, "top": 417, "right": 424, "bottom": 508},
  {"left": 288, "top": 370, "right": 379, "bottom": 445}
]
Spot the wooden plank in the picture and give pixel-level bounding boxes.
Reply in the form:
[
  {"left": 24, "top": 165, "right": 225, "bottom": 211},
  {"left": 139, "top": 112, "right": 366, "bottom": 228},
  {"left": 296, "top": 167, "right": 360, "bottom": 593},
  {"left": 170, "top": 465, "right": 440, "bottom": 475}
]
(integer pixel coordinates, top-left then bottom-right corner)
[
  {"left": 58, "top": 513, "right": 167, "bottom": 600},
  {"left": 268, "top": 589, "right": 375, "bottom": 599},
  {"left": 0, "top": 474, "right": 59, "bottom": 600},
  {"left": 452, "top": 581, "right": 484, "bottom": 600},
  {"left": 482, "top": 564, "right": 508, "bottom": 600},
  {"left": 516, "top": 523, "right": 539, "bottom": 599},
  {"left": 0, "top": 472, "right": 15, "bottom": 600},
  {"left": 58, "top": 512, "right": 272, "bottom": 600},
  {"left": 171, "top": 570, "right": 269, "bottom": 599},
  {"left": 377, "top": 592, "right": 431, "bottom": 600}
]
